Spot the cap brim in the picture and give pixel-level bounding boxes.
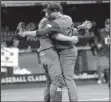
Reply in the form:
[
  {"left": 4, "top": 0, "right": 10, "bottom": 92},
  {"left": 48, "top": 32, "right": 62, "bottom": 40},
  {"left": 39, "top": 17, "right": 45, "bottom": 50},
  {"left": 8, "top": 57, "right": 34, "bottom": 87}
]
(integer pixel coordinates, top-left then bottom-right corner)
[
  {"left": 42, "top": 8, "right": 48, "bottom": 12},
  {"left": 40, "top": 8, "right": 48, "bottom": 15}
]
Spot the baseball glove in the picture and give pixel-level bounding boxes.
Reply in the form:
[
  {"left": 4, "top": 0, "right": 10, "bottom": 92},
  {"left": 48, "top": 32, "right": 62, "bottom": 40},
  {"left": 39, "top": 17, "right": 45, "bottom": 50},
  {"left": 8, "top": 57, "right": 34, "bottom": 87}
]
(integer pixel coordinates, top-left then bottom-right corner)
[
  {"left": 16, "top": 22, "right": 26, "bottom": 37},
  {"left": 77, "top": 20, "right": 92, "bottom": 35}
]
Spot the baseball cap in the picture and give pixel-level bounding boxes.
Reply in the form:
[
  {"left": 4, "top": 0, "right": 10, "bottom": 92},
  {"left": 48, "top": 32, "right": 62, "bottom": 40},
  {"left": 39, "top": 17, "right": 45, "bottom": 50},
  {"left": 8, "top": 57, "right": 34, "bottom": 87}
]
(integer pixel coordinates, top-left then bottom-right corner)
[
  {"left": 105, "top": 18, "right": 110, "bottom": 24},
  {"left": 43, "top": 3, "right": 63, "bottom": 12}
]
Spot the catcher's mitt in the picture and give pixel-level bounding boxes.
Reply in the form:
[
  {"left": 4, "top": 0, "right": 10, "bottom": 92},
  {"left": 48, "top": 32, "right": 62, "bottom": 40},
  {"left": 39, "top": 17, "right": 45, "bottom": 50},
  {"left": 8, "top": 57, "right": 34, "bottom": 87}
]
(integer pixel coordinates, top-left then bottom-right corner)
[
  {"left": 77, "top": 20, "right": 92, "bottom": 35},
  {"left": 16, "top": 22, "right": 26, "bottom": 37}
]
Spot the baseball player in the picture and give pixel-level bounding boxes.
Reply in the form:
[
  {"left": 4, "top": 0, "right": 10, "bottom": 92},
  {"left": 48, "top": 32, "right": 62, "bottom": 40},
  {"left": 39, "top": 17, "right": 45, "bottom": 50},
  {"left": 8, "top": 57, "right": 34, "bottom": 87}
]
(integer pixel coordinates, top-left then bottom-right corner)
[
  {"left": 17, "top": 15, "right": 78, "bottom": 102},
  {"left": 96, "top": 18, "right": 110, "bottom": 87}
]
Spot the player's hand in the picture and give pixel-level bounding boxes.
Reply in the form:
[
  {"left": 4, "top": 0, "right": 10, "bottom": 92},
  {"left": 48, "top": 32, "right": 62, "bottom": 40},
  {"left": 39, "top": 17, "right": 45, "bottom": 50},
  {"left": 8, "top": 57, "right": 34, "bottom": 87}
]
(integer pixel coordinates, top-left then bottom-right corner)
[
  {"left": 78, "top": 20, "right": 92, "bottom": 30},
  {"left": 16, "top": 22, "right": 26, "bottom": 37},
  {"left": 70, "top": 36, "right": 79, "bottom": 44},
  {"left": 77, "top": 20, "right": 92, "bottom": 35}
]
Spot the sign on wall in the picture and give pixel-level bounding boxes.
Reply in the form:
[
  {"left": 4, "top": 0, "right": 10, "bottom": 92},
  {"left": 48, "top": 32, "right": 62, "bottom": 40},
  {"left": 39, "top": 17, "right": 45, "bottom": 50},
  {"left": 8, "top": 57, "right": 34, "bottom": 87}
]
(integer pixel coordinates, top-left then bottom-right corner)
[
  {"left": 1, "top": 74, "right": 46, "bottom": 84},
  {"left": 1, "top": 71, "right": 98, "bottom": 84},
  {"left": 1, "top": 47, "right": 19, "bottom": 67}
]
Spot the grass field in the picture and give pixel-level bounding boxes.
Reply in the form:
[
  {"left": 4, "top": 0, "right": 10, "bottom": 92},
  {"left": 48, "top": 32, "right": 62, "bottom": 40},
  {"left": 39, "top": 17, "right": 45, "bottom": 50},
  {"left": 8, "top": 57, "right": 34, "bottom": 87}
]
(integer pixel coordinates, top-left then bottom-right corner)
[{"left": 1, "top": 83, "right": 109, "bottom": 101}]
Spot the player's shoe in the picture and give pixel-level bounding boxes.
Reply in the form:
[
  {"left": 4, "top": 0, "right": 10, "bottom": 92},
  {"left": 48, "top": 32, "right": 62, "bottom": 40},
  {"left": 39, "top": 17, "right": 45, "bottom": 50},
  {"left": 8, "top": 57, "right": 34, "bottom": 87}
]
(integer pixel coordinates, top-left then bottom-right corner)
[
  {"left": 97, "top": 80, "right": 102, "bottom": 84},
  {"left": 97, "top": 78, "right": 106, "bottom": 84}
]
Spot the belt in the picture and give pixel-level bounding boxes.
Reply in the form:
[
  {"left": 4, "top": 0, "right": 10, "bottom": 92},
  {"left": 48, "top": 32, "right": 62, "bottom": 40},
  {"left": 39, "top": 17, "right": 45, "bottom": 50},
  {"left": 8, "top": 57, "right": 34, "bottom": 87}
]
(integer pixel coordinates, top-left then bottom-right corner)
[
  {"left": 37, "top": 47, "right": 55, "bottom": 52},
  {"left": 57, "top": 47, "right": 74, "bottom": 52},
  {"left": 37, "top": 47, "right": 55, "bottom": 64}
]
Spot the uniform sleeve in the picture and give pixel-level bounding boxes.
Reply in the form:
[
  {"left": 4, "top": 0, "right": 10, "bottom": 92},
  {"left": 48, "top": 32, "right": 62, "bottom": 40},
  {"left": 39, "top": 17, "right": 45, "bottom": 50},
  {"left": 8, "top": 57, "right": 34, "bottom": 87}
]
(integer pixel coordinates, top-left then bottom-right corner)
[
  {"left": 46, "top": 21, "right": 61, "bottom": 40},
  {"left": 46, "top": 21, "right": 60, "bottom": 34},
  {"left": 38, "top": 17, "right": 60, "bottom": 33}
]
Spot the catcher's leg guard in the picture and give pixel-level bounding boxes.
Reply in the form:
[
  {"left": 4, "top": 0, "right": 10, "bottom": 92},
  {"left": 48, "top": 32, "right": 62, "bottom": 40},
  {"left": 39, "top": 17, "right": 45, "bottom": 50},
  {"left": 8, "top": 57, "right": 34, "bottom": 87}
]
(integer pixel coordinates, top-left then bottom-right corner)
[{"left": 50, "top": 75, "right": 64, "bottom": 102}]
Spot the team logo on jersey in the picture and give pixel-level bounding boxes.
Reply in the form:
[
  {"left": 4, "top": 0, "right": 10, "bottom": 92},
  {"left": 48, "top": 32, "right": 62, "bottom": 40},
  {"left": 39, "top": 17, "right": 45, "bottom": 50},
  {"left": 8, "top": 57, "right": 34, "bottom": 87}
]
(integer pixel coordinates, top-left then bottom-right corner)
[{"left": 46, "top": 24, "right": 52, "bottom": 28}]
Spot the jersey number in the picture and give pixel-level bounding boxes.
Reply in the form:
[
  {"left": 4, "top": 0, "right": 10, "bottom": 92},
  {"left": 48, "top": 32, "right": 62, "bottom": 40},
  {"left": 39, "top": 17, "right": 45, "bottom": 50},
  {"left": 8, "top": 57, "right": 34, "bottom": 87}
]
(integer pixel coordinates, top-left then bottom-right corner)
[
  {"left": 66, "top": 24, "right": 74, "bottom": 36},
  {"left": 104, "top": 36, "right": 110, "bottom": 45}
]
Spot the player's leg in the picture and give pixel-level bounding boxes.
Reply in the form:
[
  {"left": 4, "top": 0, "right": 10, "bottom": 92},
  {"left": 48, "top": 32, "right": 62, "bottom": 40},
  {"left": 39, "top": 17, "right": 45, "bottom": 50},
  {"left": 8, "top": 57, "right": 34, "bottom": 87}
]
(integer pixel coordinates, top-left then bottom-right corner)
[
  {"left": 108, "top": 69, "right": 110, "bottom": 88},
  {"left": 47, "top": 49, "right": 64, "bottom": 102},
  {"left": 49, "top": 74, "right": 63, "bottom": 102},
  {"left": 40, "top": 49, "right": 64, "bottom": 102},
  {"left": 97, "top": 66, "right": 104, "bottom": 84},
  {"left": 60, "top": 48, "right": 78, "bottom": 102},
  {"left": 97, "top": 56, "right": 104, "bottom": 84},
  {"left": 43, "top": 64, "right": 51, "bottom": 102},
  {"left": 102, "top": 57, "right": 110, "bottom": 87},
  {"left": 97, "top": 56, "right": 109, "bottom": 84},
  {"left": 39, "top": 52, "right": 51, "bottom": 102},
  {"left": 104, "top": 68, "right": 110, "bottom": 88},
  {"left": 104, "top": 68, "right": 109, "bottom": 83}
]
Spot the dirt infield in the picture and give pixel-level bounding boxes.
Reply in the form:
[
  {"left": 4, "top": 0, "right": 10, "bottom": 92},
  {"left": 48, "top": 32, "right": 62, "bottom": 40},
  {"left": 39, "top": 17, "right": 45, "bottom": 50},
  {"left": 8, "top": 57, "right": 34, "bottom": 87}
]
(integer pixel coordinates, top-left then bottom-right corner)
[{"left": 1, "top": 83, "right": 109, "bottom": 101}]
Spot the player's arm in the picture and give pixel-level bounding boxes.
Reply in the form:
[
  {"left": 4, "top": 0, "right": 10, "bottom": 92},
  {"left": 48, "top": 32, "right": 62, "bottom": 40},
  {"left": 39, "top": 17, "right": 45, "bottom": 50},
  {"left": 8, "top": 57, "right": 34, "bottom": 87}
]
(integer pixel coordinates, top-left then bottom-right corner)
[
  {"left": 20, "top": 30, "right": 79, "bottom": 43},
  {"left": 20, "top": 30, "right": 48, "bottom": 37},
  {"left": 19, "top": 18, "right": 59, "bottom": 37},
  {"left": 21, "top": 30, "right": 78, "bottom": 43},
  {"left": 18, "top": 19, "right": 78, "bottom": 43},
  {"left": 21, "top": 24, "right": 78, "bottom": 43},
  {"left": 72, "top": 28, "right": 87, "bottom": 39},
  {"left": 94, "top": 29, "right": 103, "bottom": 49},
  {"left": 51, "top": 33, "right": 78, "bottom": 43},
  {"left": 17, "top": 18, "right": 49, "bottom": 37},
  {"left": 72, "top": 20, "right": 92, "bottom": 37}
]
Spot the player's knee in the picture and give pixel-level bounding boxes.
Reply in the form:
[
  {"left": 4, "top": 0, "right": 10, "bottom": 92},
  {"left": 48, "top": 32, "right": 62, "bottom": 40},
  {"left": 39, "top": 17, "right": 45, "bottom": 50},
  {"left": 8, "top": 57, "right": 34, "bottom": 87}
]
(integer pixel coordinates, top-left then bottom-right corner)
[
  {"left": 64, "top": 74, "right": 74, "bottom": 81},
  {"left": 52, "top": 75, "right": 65, "bottom": 88}
]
